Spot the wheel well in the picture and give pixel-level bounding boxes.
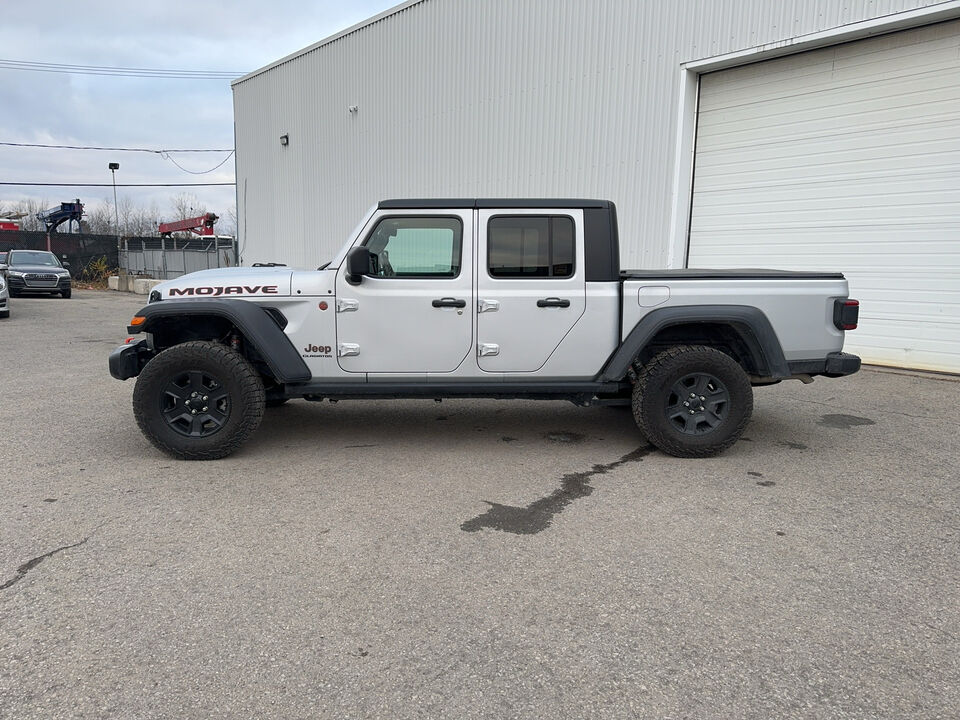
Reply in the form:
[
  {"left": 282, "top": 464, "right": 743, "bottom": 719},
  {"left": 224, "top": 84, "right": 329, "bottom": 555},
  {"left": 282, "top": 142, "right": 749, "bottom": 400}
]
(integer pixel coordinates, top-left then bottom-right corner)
[
  {"left": 146, "top": 315, "right": 277, "bottom": 382},
  {"left": 634, "top": 322, "right": 763, "bottom": 375}
]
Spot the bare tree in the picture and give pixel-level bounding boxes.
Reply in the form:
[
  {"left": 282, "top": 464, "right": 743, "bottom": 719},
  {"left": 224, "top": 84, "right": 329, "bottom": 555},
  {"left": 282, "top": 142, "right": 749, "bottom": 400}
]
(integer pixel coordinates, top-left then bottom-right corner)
[
  {"left": 220, "top": 204, "right": 238, "bottom": 237},
  {"left": 11, "top": 198, "right": 50, "bottom": 231}
]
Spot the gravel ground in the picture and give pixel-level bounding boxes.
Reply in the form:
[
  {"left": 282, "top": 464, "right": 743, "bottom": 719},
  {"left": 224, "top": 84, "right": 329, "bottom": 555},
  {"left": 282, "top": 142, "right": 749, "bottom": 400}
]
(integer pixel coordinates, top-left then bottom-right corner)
[{"left": 0, "top": 290, "right": 957, "bottom": 719}]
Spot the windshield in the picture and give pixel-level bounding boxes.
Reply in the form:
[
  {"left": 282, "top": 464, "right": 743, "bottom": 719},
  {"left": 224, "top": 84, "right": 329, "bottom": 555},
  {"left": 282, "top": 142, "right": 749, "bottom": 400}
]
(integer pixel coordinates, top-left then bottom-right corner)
[{"left": 8, "top": 250, "right": 62, "bottom": 267}]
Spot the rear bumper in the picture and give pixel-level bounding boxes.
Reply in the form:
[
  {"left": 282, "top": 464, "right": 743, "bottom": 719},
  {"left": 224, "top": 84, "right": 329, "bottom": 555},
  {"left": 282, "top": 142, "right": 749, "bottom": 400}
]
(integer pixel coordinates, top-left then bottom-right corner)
[
  {"left": 788, "top": 352, "right": 861, "bottom": 378},
  {"left": 109, "top": 340, "right": 153, "bottom": 380}
]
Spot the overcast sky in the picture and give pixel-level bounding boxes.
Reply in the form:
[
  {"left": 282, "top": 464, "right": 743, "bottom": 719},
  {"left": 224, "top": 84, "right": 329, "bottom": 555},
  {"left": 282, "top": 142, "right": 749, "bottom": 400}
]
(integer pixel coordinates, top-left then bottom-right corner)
[{"left": 0, "top": 0, "right": 397, "bottom": 224}]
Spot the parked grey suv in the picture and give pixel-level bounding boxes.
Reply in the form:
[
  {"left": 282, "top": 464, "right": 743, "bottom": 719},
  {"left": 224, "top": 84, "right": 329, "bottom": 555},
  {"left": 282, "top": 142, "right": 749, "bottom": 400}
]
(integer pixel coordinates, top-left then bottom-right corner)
[
  {"left": 0, "top": 272, "right": 8, "bottom": 318},
  {"left": 5, "top": 250, "right": 72, "bottom": 298}
]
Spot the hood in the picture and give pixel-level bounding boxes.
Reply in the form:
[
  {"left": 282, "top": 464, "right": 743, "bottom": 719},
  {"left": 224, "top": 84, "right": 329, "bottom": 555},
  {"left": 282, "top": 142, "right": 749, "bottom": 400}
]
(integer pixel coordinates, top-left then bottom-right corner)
[
  {"left": 152, "top": 266, "right": 295, "bottom": 300},
  {"left": 9, "top": 264, "right": 70, "bottom": 274}
]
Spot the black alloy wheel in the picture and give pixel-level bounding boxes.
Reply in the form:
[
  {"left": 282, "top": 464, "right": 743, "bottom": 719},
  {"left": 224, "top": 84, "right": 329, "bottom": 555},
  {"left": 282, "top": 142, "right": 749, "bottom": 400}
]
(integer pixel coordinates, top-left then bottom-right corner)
[
  {"left": 133, "top": 341, "right": 265, "bottom": 460},
  {"left": 160, "top": 370, "right": 230, "bottom": 438},
  {"left": 663, "top": 372, "right": 730, "bottom": 436},
  {"left": 632, "top": 345, "right": 753, "bottom": 458}
]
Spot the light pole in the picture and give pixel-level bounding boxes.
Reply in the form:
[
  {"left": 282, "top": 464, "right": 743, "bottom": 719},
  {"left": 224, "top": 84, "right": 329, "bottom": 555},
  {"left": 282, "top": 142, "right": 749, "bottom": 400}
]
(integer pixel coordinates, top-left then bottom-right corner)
[{"left": 109, "top": 162, "right": 120, "bottom": 266}]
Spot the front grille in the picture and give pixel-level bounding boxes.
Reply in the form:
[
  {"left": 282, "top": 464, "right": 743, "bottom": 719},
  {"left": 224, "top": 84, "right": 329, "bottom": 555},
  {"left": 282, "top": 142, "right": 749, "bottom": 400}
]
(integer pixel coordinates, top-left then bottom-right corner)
[{"left": 24, "top": 273, "right": 59, "bottom": 288}]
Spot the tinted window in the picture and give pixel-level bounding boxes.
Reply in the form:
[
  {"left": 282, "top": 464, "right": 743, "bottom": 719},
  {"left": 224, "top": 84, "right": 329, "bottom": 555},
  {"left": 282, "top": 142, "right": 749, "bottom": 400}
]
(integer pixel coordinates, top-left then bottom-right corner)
[
  {"left": 9, "top": 250, "right": 61, "bottom": 267},
  {"left": 488, "top": 216, "right": 574, "bottom": 278},
  {"left": 364, "top": 217, "right": 461, "bottom": 278}
]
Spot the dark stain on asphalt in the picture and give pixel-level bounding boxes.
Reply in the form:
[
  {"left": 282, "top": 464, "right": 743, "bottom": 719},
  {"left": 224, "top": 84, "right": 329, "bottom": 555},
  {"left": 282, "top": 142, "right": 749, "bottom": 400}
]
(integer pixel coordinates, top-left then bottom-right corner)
[
  {"left": 545, "top": 431, "right": 586, "bottom": 444},
  {"left": 461, "top": 447, "right": 651, "bottom": 535},
  {"left": 818, "top": 414, "right": 876, "bottom": 429},
  {"left": 435, "top": 416, "right": 448, "bottom": 421},
  {"left": 344, "top": 444, "right": 379, "bottom": 449},
  {"left": 776, "top": 531, "right": 787, "bottom": 536},
  {"left": 756, "top": 480, "right": 776, "bottom": 487},
  {"left": 0, "top": 537, "right": 89, "bottom": 591},
  {"left": 778, "top": 440, "right": 808, "bottom": 450},
  {"left": 501, "top": 436, "right": 518, "bottom": 443},
  {"left": 740, "top": 437, "right": 753, "bottom": 442},
  {"left": 748, "top": 471, "right": 763, "bottom": 477},
  {"left": 42, "top": 498, "right": 57, "bottom": 503}
]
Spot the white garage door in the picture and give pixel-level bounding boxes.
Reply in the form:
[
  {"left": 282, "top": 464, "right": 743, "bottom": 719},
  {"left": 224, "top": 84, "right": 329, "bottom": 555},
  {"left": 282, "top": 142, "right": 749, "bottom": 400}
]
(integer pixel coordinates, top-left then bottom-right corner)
[{"left": 688, "top": 20, "right": 960, "bottom": 373}]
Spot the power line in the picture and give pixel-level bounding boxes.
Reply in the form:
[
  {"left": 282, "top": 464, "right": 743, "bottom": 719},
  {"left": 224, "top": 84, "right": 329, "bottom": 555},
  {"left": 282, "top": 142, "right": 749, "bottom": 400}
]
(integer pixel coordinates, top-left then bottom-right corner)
[
  {"left": 162, "top": 150, "right": 235, "bottom": 175},
  {"left": 0, "top": 141, "right": 234, "bottom": 153},
  {"left": 0, "top": 182, "right": 235, "bottom": 187},
  {"left": 0, "top": 58, "right": 245, "bottom": 79}
]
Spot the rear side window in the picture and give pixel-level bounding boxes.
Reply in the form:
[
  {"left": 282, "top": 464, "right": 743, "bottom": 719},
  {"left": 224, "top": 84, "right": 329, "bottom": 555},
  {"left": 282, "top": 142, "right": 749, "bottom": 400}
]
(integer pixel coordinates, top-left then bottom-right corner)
[
  {"left": 363, "top": 216, "right": 462, "bottom": 278},
  {"left": 488, "top": 216, "right": 574, "bottom": 278}
]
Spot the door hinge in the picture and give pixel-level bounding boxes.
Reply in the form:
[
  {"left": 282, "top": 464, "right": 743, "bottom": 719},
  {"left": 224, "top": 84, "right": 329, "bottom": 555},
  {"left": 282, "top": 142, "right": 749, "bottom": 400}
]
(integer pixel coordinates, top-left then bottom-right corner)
[
  {"left": 336, "top": 298, "right": 359, "bottom": 313},
  {"left": 338, "top": 343, "right": 360, "bottom": 357},
  {"left": 478, "top": 299, "right": 500, "bottom": 313},
  {"left": 478, "top": 343, "right": 500, "bottom": 357}
]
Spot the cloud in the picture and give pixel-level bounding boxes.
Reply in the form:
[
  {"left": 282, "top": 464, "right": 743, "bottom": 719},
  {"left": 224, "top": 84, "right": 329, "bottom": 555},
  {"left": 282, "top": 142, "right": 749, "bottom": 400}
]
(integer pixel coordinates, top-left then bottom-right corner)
[{"left": 0, "top": 0, "right": 398, "bottom": 218}]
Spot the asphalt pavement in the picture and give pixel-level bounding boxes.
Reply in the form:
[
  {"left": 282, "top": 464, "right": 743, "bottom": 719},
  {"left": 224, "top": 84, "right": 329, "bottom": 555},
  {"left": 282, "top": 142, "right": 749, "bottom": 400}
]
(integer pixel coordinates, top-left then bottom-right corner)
[{"left": 1, "top": 290, "right": 958, "bottom": 719}]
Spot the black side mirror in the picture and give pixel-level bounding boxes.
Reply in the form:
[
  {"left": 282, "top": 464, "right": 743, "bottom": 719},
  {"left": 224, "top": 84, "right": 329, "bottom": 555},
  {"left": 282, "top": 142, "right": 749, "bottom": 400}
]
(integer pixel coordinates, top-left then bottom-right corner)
[
  {"left": 62, "top": 261, "right": 71, "bottom": 268},
  {"left": 346, "top": 246, "right": 371, "bottom": 285}
]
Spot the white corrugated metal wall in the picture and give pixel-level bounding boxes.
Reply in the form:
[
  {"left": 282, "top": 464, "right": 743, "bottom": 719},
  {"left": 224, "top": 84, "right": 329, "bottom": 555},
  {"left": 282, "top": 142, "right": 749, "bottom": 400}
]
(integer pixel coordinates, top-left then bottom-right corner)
[{"left": 233, "top": 0, "right": 946, "bottom": 270}]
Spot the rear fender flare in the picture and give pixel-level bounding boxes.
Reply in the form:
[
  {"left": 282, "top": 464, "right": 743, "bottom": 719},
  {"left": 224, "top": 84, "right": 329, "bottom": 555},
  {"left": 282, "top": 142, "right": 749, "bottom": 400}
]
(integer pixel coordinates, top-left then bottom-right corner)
[{"left": 599, "top": 305, "right": 790, "bottom": 381}]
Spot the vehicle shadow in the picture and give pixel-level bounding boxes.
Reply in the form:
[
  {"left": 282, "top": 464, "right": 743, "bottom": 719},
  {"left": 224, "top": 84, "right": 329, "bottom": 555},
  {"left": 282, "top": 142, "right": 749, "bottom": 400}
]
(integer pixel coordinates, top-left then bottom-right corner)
[{"left": 252, "top": 398, "right": 643, "bottom": 452}]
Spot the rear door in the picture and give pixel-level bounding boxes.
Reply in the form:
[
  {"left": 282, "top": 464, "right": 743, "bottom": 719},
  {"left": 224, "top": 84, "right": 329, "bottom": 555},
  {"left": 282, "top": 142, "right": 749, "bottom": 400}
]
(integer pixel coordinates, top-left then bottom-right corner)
[{"left": 476, "top": 209, "right": 586, "bottom": 372}]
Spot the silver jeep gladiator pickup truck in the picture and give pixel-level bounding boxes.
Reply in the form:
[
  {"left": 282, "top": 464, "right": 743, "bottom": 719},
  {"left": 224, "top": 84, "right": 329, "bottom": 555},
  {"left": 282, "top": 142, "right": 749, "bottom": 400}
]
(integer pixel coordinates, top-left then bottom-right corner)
[{"left": 110, "top": 199, "right": 860, "bottom": 460}]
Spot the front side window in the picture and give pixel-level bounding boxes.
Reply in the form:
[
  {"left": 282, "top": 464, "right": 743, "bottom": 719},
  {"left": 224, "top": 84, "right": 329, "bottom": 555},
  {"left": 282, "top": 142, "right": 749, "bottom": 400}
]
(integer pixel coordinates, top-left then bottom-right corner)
[
  {"left": 363, "top": 216, "right": 462, "bottom": 278},
  {"left": 488, "top": 216, "right": 574, "bottom": 278}
]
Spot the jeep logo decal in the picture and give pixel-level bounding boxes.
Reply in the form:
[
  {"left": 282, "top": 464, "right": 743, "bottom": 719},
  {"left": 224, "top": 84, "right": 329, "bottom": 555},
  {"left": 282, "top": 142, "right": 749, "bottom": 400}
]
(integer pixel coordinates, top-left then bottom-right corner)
[
  {"left": 302, "top": 344, "right": 332, "bottom": 358},
  {"left": 168, "top": 285, "right": 279, "bottom": 297}
]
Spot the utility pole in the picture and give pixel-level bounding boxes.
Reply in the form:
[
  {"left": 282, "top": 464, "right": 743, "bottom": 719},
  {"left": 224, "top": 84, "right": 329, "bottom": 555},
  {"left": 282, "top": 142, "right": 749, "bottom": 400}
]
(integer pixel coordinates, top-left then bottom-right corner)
[{"left": 109, "top": 162, "right": 120, "bottom": 268}]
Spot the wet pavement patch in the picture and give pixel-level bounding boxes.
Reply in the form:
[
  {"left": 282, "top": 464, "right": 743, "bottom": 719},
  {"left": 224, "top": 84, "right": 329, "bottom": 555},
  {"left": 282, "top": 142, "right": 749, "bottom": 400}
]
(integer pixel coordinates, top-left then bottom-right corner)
[
  {"left": 460, "top": 447, "right": 651, "bottom": 535},
  {"left": 545, "top": 431, "right": 586, "bottom": 444},
  {"left": 818, "top": 414, "right": 876, "bottom": 429}
]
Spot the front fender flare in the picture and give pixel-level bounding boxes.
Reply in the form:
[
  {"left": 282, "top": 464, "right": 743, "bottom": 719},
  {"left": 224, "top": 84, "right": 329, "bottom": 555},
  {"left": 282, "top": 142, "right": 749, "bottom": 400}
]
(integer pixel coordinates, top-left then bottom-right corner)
[{"left": 129, "top": 299, "right": 311, "bottom": 383}]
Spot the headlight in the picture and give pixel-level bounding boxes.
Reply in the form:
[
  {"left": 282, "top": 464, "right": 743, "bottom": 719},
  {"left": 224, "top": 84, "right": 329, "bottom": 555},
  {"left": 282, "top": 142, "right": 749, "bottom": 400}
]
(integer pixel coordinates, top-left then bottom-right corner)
[
  {"left": 0, "top": 278, "right": 5, "bottom": 291},
  {"left": 7, "top": 270, "right": 24, "bottom": 277}
]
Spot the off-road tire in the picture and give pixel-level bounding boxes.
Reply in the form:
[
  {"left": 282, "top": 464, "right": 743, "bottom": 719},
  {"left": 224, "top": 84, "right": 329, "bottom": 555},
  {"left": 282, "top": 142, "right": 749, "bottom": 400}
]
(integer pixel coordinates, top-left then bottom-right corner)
[
  {"left": 633, "top": 345, "right": 752, "bottom": 458},
  {"left": 133, "top": 341, "right": 265, "bottom": 460},
  {"left": 61, "top": 289, "right": 71, "bottom": 298}
]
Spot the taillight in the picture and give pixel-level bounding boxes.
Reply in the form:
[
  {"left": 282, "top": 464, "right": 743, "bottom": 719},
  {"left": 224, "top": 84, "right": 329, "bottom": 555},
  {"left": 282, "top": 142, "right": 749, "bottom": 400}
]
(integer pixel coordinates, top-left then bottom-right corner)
[{"left": 833, "top": 299, "right": 859, "bottom": 331}]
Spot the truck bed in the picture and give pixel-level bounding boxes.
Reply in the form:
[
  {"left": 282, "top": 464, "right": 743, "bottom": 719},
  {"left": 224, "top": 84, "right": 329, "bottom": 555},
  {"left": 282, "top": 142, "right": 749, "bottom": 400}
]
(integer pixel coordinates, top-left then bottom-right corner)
[{"left": 621, "top": 269, "right": 845, "bottom": 280}]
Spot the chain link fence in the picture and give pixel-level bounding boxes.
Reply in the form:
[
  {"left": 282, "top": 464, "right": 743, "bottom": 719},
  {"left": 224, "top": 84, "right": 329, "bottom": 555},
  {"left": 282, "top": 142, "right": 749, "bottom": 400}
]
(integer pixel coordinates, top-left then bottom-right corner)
[
  {"left": 0, "top": 231, "right": 237, "bottom": 281},
  {"left": 121, "top": 236, "right": 238, "bottom": 280}
]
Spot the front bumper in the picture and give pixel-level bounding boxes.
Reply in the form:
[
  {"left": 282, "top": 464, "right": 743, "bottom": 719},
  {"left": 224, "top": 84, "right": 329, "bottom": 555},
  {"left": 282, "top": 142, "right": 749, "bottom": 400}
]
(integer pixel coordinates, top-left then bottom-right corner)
[
  {"left": 7, "top": 274, "right": 71, "bottom": 294},
  {"left": 109, "top": 339, "right": 153, "bottom": 380}
]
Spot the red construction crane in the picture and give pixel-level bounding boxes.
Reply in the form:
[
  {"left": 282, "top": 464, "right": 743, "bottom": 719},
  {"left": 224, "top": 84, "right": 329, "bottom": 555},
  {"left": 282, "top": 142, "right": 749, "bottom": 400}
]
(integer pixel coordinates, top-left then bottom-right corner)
[{"left": 158, "top": 212, "right": 218, "bottom": 237}]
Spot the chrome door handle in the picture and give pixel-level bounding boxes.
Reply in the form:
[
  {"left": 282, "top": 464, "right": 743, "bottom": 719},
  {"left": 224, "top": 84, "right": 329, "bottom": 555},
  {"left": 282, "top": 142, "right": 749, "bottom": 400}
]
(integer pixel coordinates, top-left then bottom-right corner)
[{"left": 536, "top": 297, "right": 570, "bottom": 308}]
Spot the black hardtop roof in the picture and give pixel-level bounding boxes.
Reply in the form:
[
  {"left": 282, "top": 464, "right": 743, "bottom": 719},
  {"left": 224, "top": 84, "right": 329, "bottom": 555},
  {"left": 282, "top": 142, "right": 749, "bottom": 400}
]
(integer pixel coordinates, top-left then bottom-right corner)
[{"left": 379, "top": 198, "right": 612, "bottom": 209}]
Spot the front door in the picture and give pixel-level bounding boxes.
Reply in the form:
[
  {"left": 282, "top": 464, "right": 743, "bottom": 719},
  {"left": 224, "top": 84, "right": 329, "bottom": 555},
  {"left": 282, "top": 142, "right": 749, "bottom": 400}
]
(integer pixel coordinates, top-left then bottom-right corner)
[
  {"left": 476, "top": 209, "right": 586, "bottom": 372},
  {"left": 335, "top": 211, "right": 473, "bottom": 374}
]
